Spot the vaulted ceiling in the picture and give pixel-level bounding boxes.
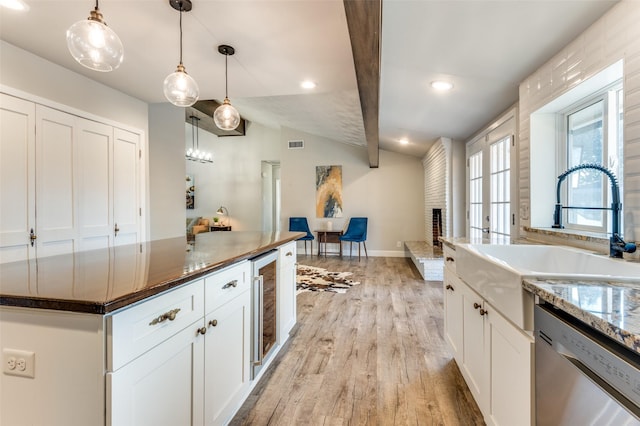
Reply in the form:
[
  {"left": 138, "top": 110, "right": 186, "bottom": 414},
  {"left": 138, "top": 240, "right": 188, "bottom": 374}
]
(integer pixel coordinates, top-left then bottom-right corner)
[{"left": 0, "top": 0, "right": 618, "bottom": 164}]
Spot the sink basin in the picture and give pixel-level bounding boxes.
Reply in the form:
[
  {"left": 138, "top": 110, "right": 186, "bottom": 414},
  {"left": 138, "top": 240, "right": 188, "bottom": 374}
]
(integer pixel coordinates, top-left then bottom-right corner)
[{"left": 455, "top": 244, "right": 640, "bottom": 331}]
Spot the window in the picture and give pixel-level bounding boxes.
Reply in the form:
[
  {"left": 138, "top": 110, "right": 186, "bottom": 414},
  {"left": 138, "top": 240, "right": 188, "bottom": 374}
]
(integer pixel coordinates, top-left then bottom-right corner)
[
  {"left": 490, "top": 136, "right": 511, "bottom": 239},
  {"left": 469, "top": 151, "right": 483, "bottom": 240},
  {"left": 561, "top": 85, "right": 623, "bottom": 234}
]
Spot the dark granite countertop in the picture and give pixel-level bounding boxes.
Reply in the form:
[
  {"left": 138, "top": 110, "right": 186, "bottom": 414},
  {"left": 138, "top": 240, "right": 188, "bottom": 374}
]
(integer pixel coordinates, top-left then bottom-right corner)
[{"left": 0, "top": 231, "right": 304, "bottom": 314}]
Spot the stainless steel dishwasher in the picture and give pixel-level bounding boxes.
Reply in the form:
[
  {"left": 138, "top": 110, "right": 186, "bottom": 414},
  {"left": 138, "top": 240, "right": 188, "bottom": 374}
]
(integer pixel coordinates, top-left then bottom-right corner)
[{"left": 535, "top": 303, "right": 640, "bottom": 425}]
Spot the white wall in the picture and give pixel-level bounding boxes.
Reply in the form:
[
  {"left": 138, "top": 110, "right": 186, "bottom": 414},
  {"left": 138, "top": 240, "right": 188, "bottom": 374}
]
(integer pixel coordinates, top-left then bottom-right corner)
[
  {"left": 149, "top": 104, "right": 186, "bottom": 240},
  {"left": 519, "top": 1, "right": 640, "bottom": 249},
  {"left": 280, "top": 127, "right": 425, "bottom": 256},
  {"left": 185, "top": 121, "right": 280, "bottom": 231},
  {"left": 0, "top": 41, "right": 148, "bottom": 133}
]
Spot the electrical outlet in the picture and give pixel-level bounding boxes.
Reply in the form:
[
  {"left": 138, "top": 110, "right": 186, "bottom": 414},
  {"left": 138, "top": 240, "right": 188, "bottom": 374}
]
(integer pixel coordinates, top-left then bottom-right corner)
[
  {"left": 3, "top": 349, "right": 35, "bottom": 378},
  {"left": 396, "top": 241, "right": 402, "bottom": 248}
]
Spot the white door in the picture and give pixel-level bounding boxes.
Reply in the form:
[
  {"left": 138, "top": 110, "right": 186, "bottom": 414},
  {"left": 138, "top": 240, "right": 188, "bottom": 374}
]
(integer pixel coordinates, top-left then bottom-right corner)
[
  {"left": 76, "top": 117, "right": 113, "bottom": 251},
  {"left": 113, "top": 128, "right": 140, "bottom": 246},
  {"left": 35, "top": 105, "right": 77, "bottom": 257},
  {"left": 204, "top": 289, "right": 251, "bottom": 425},
  {"left": 107, "top": 322, "right": 205, "bottom": 426},
  {"left": 0, "top": 94, "right": 36, "bottom": 263}
]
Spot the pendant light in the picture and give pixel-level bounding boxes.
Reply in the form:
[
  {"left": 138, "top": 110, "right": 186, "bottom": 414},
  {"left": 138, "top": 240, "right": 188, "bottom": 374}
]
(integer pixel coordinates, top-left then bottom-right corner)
[
  {"left": 213, "top": 45, "right": 241, "bottom": 131},
  {"left": 186, "top": 115, "right": 212, "bottom": 163},
  {"left": 66, "top": 0, "right": 124, "bottom": 72},
  {"left": 163, "top": 0, "right": 199, "bottom": 107}
]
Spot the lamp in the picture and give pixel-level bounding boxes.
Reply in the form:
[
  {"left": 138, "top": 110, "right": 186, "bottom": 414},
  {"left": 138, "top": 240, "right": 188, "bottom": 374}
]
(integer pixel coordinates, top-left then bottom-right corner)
[
  {"left": 186, "top": 115, "right": 212, "bottom": 163},
  {"left": 213, "top": 45, "right": 241, "bottom": 131},
  {"left": 216, "top": 206, "right": 230, "bottom": 226},
  {"left": 66, "top": 0, "right": 124, "bottom": 72},
  {"left": 163, "top": 0, "right": 199, "bottom": 107}
]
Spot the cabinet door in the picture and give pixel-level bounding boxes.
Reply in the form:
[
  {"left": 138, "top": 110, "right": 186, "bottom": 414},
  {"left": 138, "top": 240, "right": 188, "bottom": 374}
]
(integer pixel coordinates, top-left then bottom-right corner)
[
  {"left": 107, "top": 321, "right": 205, "bottom": 426},
  {"left": 76, "top": 117, "right": 113, "bottom": 251},
  {"left": 461, "top": 282, "right": 488, "bottom": 411},
  {"left": 204, "top": 289, "right": 251, "bottom": 426},
  {"left": 0, "top": 94, "right": 35, "bottom": 263},
  {"left": 486, "top": 306, "right": 533, "bottom": 426},
  {"left": 443, "top": 273, "right": 463, "bottom": 361},
  {"left": 278, "top": 242, "right": 296, "bottom": 342},
  {"left": 113, "top": 128, "right": 140, "bottom": 246}
]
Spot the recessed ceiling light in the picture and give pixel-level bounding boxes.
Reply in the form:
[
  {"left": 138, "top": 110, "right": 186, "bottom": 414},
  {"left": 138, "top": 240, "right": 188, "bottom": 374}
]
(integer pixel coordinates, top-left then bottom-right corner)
[
  {"left": 301, "top": 80, "right": 317, "bottom": 89},
  {"left": 431, "top": 81, "right": 453, "bottom": 91},
  {"left": 0, "top": 0, "right": 29, "bottom": 10},
  {"left": 399, "top": 138, "right": 409, "bottom": 145}
]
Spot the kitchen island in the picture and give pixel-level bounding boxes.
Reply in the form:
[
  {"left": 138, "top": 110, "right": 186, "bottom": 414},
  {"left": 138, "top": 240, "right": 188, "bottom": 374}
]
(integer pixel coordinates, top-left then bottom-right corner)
[{"left": 0, "top": 231, "right": 303, "bottom": 426}]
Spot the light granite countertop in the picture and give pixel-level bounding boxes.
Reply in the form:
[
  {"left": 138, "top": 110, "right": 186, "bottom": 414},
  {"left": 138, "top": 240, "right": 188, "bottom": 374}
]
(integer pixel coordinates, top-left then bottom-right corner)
[{"left": 523, "top": 278, "right": 640, "bottom": 354}]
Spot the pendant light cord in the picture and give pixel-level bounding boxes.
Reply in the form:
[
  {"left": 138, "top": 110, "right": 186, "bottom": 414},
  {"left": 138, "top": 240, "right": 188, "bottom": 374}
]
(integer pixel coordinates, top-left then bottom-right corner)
[
  {"left": 179, "top": 7, "right": 184, "bottom": 65},
  {"left": 225, "top": 53, "right": 229, "bottom": 98}
]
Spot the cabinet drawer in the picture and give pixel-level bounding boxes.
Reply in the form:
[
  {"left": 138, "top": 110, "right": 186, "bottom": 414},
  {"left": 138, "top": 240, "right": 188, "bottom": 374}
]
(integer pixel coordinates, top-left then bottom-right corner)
[
  {"left": 443, "top": 245, "right": 456, "bottom": 274},
  {"left": 205, "top": 261, "right": 251, "bottom": 313},
  {"left": 278, "top": 242, "right": 296, "bottom": 269},
  {"left": 108, "top": 279, "right": 205, "bottom": 371}
]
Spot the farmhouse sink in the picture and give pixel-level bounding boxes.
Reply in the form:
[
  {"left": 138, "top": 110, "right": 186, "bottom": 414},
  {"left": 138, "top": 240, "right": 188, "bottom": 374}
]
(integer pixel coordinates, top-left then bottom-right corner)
[{"left": 455, "top": 244, "right": 640, "bottom": 331}]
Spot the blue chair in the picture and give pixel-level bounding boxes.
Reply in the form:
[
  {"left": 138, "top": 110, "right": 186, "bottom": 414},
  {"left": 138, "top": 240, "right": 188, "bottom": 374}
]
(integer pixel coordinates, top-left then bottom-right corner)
[
  {"left": 340, "top": 217, "right": 368, "bottom": 261},
  {"left": 289, "top": 217, "right": 314, "bottom": 255}
]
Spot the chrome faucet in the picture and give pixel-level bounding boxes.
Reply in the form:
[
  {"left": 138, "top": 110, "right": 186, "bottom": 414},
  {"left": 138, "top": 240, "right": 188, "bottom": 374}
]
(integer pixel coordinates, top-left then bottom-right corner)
[{"left": 552, "top": 163, "right": 636, "bottom": 258}]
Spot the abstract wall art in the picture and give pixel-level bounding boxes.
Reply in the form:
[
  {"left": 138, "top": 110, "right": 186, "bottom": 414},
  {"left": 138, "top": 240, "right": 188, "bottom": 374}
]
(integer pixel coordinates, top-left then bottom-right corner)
[{"left": 316, "top": 165, "right": 343, "bottom": 218}]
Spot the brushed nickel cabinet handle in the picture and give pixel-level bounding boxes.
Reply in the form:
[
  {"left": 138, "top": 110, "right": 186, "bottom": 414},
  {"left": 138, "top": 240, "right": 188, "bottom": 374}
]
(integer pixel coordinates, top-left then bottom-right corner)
[
  {"left": 222, "top": 280, "right": 238, "bottom": 289},
  {"left": 473, "top": 302, "right": 481, "bottom": 310},
  {"left": 149, "top": 308, "right": 181, "bottom": 326},
  {"left": 209, "top": 319, "right": 218, "bottom": 327}
]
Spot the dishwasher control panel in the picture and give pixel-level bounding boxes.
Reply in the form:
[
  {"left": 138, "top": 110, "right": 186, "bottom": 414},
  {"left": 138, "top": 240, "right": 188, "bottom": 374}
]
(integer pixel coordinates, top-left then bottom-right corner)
[{"left": 535, "top": 304, "right": 640, "bottom": 409}]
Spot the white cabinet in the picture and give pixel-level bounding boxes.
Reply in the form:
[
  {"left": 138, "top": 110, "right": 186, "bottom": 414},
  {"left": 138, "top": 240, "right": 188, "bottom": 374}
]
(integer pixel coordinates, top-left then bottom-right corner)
[
  {"left": 443, "top": 246, "right": 463, "bottom": 360},
  {"left": 0, "top": 92, "right": 144, "bottom": 263},
  {"left": 278, "top": 241, "right": 297, "bottom": 342},
  {"left": 443, "top": 246, "right": 533, "bottom": 426},
  {"left": 203, "top": 261, "right": 252, "bottom": 426}
]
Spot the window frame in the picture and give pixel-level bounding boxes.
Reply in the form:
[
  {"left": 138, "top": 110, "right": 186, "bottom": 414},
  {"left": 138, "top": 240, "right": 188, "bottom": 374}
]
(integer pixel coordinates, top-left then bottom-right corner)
[{"left": 557, "top": 81, "right": 623, "bottom": 235}]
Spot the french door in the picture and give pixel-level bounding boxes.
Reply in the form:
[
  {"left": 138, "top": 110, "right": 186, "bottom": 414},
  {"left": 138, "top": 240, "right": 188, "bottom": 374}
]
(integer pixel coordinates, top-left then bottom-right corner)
[{"left": 467, "top": 112, "right": 517, "bottom": 242}]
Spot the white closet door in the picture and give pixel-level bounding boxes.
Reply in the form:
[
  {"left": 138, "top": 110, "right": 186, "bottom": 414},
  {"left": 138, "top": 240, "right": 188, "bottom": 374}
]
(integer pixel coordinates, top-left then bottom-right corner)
[
  {"left": 113, "top": 128, "right": 140, "bottom": 246},
  {"left": 35, "top": 105, "right": 77, "bottom": 257},
  {"left": 76, "top": 117, "right": 113, "bottom": 251},
  {"left": 0, "top": 94, "right": 36, "bottom": 263}
]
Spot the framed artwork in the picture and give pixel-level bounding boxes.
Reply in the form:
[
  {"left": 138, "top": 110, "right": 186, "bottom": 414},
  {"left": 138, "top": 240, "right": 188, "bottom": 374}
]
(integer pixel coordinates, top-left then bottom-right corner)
[
  {"left": 186, "top": 175, "right": 195, "bottom": 209},
  {"left": 316, "top": 165, "right": 343, "bottom": 218}
]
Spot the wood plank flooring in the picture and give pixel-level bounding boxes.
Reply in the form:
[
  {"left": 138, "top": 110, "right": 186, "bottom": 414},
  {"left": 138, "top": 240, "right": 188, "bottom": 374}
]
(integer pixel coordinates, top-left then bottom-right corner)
[{"left": 230, "top": 256, "right": 484, "bottom": 426}]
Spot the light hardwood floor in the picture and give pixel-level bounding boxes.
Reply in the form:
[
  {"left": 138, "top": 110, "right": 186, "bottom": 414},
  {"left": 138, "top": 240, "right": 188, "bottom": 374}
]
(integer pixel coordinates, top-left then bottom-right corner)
[{"left": 230, "top": 255, "right": 484, "bottom": 425}]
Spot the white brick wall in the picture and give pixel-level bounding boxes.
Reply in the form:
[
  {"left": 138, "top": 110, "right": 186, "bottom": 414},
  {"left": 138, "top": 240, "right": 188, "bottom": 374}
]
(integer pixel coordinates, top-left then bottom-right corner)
[
  {"left": 519, "top": 0, "right": 640, "bottom": 241},
  {"left": 423, "top": 138, "right": 451, "bottom": 244}
]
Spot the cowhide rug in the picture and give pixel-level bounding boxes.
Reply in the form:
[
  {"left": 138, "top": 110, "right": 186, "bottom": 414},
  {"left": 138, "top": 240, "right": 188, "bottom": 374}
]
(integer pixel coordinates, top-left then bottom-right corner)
[{"left": 296, "top": 264, "right": 360, "bottom": 294}]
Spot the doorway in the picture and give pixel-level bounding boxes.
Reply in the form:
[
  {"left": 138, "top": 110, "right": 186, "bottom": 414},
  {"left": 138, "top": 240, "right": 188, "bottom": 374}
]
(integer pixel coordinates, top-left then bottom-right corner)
[{"left": 261, "top": 161, "right": 281, "bottom": 232}]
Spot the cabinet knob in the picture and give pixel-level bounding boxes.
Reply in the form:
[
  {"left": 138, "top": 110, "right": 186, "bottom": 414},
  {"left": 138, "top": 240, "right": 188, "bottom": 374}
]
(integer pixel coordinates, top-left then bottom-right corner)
[
  {"left": 479, "top": 308, "right": 488, "bottom": 316},
  {"left": 473, "top": 302, "right": 481, "bottom": 310},
  {"left": 209, "top": 319, "right": 218, "bottom": 327},
  {"left": 286, "top": 251, "right": 293, "bottom": 256},
  {"left": 114, "top": 223, "right": 120, "bottom": 236},
  {"left": 445, "top": 284, "right": 454, "bottom": 291},
  {"left": 196, "top": 327, "right": 207, "bottom": 335},
  {"left": 446, "top": 256, "right": 454, "bottom": 262},
  {"left": 222, "top": 280, "right": 238, "bottom": 289}
]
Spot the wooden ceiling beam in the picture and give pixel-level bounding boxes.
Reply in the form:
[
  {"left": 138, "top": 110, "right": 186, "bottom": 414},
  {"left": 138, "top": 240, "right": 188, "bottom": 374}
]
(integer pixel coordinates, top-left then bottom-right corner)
[{"left": 344, "top": 0, "right": 381, "bottom": 168}]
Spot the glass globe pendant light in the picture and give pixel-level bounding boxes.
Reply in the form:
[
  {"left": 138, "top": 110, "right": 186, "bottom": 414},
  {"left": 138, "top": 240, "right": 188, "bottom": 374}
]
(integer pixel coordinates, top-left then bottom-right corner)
[
  {"left": 163, "top": 0, "right": 199, "bottom": 107},
  {"left": 66, "top": 0, "right": 124, "bottom": 72},
  {"left": 213, "top": 45, "right": 241, "bottom": 131}
]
